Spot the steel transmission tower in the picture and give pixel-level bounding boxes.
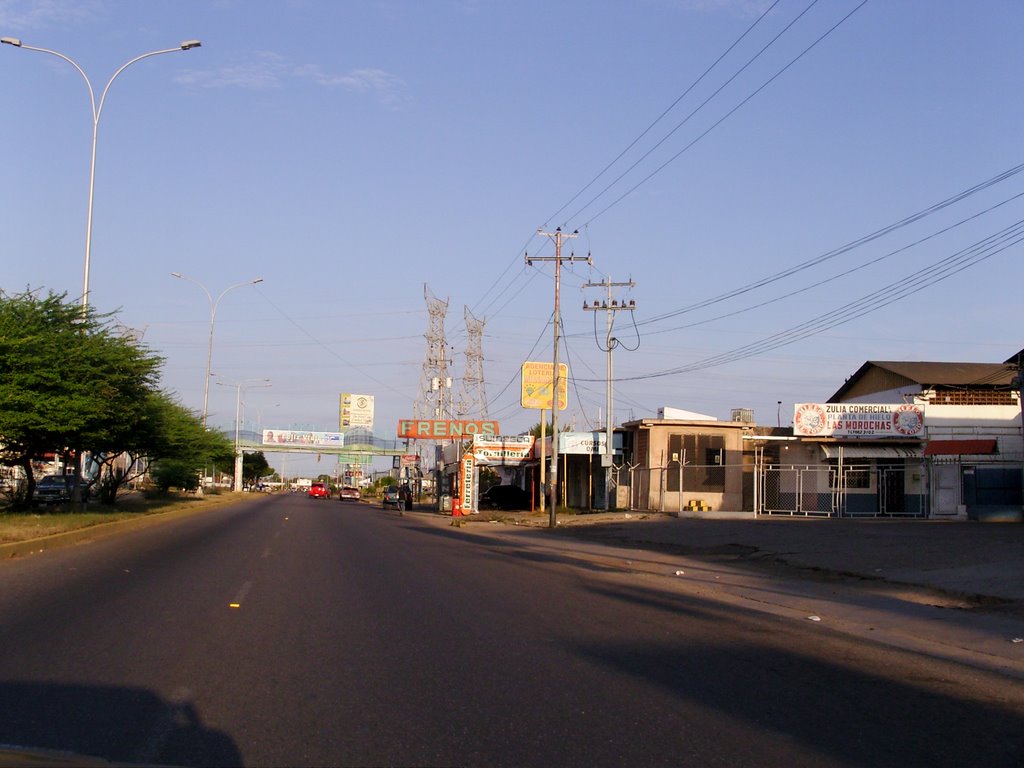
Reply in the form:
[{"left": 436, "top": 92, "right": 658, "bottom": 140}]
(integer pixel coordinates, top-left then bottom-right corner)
[
  {"left": 414, "top": 284, "right": 453, "bottom": 432},
  {"left": 456, "top": 306, "right": 488, "bottom": 419}
]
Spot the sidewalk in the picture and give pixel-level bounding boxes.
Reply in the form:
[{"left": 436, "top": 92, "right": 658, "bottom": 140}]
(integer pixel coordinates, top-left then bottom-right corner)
[{"left": 468, "top": 511, "right": 1024, "bottom": 607}]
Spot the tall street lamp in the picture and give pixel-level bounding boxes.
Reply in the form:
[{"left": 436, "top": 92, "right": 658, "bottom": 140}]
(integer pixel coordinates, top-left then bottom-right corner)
[
  {"left": 171, "top": 273, "right": 264, "bottom": 426},
  {"left": 217, "top": 379, "right": 271, "bottom": 492},
  {"left": 1, "top": 37, "right": 202, "bottom": 310}
]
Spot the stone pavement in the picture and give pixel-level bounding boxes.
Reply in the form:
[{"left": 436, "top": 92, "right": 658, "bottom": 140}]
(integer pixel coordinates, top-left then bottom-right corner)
[{"left": 468, "top": 510, "right": 1024, "bottom": 606}]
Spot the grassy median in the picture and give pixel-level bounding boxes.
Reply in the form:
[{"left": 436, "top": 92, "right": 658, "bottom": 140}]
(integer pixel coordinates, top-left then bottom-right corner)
[{"left": 0, "top": 492, "right": 244, "bottom": 545}]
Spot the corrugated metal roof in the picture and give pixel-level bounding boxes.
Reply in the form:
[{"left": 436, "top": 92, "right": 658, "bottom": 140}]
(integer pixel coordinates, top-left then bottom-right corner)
[{"left": 829, "top": 361, "right": 1017, "bottom": 401}]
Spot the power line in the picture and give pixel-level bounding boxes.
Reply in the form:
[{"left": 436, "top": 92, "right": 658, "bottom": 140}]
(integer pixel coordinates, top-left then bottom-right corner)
[
  {"left": 606, "top": 219, "right": 1024, "bottom": 381},
  {"left": 574, "top": 0, "right": 871, "bottom": 229}
]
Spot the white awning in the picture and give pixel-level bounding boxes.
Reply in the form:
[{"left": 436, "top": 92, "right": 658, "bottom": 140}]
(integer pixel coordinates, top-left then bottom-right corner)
[{"left": 818, "top": 444, "right": 922, "bottom": 459}]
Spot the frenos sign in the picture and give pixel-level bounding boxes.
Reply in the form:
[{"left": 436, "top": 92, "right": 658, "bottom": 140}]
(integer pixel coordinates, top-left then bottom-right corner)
[{"left": 397, "top": 419, "right": 499, "bottom": 440}]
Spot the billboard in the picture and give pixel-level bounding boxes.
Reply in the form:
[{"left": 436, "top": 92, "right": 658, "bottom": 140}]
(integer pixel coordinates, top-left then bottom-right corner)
[
  {"left": 262, "top": 430, "right": 345, "bottom": 447},
  {"left": 521, "top": 361, "right": 568, "bottom": 410},
  {"left": 340, "top": 393, "right": 374, "bottom": 431},
  {"left": 793, "top": 403, "right": 925, "bottom": 438},
  {"left": 472, "top": 434, "right": 535, "bottom": 465}
]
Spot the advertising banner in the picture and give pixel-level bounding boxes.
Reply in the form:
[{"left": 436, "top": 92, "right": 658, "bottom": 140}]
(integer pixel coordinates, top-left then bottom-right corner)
[
  {"left": 793, "top": 403, "right": 925, "bottom": 438},
  {"left": 472, "top": 435, "right": 535, "bottom": 465},
  {"left": 262, "top": 430, "right": 345, "bottom": 447},
  {"left": 340, "top": 393, "right": 374, "bottom": 431},
  {"left": 521, "top": 361, "right": 568, "bottom": 410}
]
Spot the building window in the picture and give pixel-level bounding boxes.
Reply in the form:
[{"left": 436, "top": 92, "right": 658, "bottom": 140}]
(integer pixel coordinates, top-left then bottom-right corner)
[{"left": 667, "top": 434, "right": 725, "bottom": 492}]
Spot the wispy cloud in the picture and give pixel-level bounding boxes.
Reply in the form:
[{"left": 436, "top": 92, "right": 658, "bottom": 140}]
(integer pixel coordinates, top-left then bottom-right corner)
[
  {"left": 176, "top": 51, "right": 409, "bottom": 108},
  {"left": 0, "top": 0, "right": 101, "bottom": 30}
]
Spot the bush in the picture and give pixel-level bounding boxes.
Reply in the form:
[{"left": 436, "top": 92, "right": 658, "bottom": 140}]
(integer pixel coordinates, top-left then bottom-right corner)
[{"left": 150, "top": 460, "right": 200, "bottom": 493}]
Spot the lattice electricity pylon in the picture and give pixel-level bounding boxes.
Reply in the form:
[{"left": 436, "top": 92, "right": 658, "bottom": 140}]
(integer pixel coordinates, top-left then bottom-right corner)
[
  {"left": 456, "top": 306, "right": 488, "bottom": 420},
  {"left": 413, "top": 282, "right": 453, "bottom": 418}
]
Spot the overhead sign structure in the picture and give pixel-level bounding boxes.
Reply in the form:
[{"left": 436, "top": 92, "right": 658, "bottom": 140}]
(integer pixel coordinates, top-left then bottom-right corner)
[
  {"left": 262, "top": 430, "right": 345, "bottom": 447},
  {"left": 397, "top": 419, "right": 499, "bottom": 440},
  {"left": 793, "top": 403, "right": 925, "bottom": 438},
  {"left": 472, "top": 435, "right": 535, "bottom": 465},
  {"left": 521, "top": 361, "right": 568, "bottom": 410},
  {"left": 340, "top": 393, "right": 374, "bottom": 431}
]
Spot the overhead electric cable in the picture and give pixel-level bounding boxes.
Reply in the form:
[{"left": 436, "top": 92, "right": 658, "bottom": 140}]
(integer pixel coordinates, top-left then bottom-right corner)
[
  {"left": 640, "top": 161, "right": 1024, "bottom": 327},
  {"left": 639, "top": 188, "right": 1024, "bottom": 336},
  {"left": 544, "top": 0, "right": 784, "bottom": 227},
  {"left": 603, "top": 220, "right": 1024, "bottom": 381},
  {"left": 574, "top": 0, "right": 871, "bottom": 229}
]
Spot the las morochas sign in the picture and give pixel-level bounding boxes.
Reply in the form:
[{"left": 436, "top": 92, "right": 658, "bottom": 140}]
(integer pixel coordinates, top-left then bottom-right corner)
[{"left": 397, "top": 419, "right": 500, "bottom": 440}]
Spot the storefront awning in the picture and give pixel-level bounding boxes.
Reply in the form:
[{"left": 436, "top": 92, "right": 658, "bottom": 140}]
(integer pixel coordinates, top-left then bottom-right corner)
[
  {"left": 923, "top": 439, "right": 997, "bottom": 456},
  {"left": 818, "top": 444, "right": 922, "bottom": 459}
]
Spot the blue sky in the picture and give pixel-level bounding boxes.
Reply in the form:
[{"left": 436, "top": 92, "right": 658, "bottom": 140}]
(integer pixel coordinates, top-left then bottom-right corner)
[{"left": 2, "top": 0, "right": 1023, "bottom": 478}]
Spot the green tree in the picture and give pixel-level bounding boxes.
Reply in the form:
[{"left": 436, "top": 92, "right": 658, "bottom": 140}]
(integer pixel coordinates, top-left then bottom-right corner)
[
  {"left": 0, "top": 290, "right": 234, "bottom": 506},
  {"left": 0, "top": 291, "right": 161, "bottom": 506},
  {"left": 118, "top": 392, "right": 234, "bottom": 499},
  {"left": 242, "top": 452, "right": 273, "bottom": 489}
]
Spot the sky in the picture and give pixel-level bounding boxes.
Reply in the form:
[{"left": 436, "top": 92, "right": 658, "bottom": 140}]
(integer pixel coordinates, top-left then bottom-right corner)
[{"left": 2, "top": 0, "right": 1023, "bottom": 479}]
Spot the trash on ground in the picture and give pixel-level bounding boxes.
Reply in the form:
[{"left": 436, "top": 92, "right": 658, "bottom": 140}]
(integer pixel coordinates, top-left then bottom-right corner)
[
  {"left": 675, "top": 570, "right": 685, "bottom": 576},
  {"left": 806, "top": 615, "right": 822, "bottom": 622}
]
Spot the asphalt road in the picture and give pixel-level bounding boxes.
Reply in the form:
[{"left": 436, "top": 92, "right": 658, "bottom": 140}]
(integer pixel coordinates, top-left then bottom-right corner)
[{"left": 0, "top": 495, "right": 1022, "bottom": 767}]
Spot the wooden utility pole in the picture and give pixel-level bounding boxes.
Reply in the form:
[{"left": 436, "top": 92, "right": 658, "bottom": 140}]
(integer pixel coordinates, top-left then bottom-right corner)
[{"left": 527, "top": 228, "right": 589, "bottom": 527}]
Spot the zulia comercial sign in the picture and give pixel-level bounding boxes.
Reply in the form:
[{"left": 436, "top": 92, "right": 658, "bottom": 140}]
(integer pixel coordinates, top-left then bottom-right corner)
[
  {"left": 397, "top": 419, "right": 500, "bottom": 440},
  {"left": 793, "top": 403, "right": 924, "bottom": 438}
]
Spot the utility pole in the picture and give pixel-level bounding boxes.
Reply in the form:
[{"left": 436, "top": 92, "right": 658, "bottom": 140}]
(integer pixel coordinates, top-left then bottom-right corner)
[
  {"left": 583, "top": 276, "right": 636, "bottom": 510},
  {"left": 528, "top": 228, "right": 589, "bottom": 528}
]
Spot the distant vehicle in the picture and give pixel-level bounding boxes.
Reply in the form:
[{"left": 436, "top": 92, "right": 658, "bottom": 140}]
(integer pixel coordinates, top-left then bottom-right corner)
[
  {"left": 382, "top": 486, "right": 403, "bottom": 510},
  {"left": 479, "top": 484, "right": 531, "bottom": 510},
  {"left": 308, "top": 482, "right": 330, "bottom": 499},
  {"left": 33, "top": 475, "right": 89, "bottom": 505},
  {"left": 338, "top": 486, "right": 360, "bottom": 501}
]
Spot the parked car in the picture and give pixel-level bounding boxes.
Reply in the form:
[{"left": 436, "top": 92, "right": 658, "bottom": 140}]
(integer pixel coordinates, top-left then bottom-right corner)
[
  {"left": 308, "top": 482, "right": 330, "bottom": 499},
  {"left": 479, "top": 484, "right": 531, "bottom": 510},
  {"left": 382, "top": 486, "right": 403, "bottom": 509},
  {"left": 33, "top": 475, "right": 89, "bottom": 505},
  {"left": 338, "top": 486, "right": 360, "bottom": 502}
]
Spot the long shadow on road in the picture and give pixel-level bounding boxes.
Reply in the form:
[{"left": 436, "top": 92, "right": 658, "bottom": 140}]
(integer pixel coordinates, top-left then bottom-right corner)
[{"left": 0, "top": 681, "right": 241, "bottom": 767}]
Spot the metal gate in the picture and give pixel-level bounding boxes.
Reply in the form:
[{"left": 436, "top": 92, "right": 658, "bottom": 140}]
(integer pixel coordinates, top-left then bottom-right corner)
[{"left": 759, "top": 465, "right": 835, "bottom": 516}]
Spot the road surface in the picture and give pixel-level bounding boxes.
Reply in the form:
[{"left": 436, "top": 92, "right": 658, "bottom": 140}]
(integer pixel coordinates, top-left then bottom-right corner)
[{"left": 0, "top": 494, "right": 1021, "bottom": 766}]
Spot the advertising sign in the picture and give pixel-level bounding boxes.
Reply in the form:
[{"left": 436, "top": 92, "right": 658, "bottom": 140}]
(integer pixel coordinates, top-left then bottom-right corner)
[
  {"left": 397, "top": 419, "right": 499, "bottom": 440},
  {"left": 793, "top": 403, "right": 925, "bottom": 438},
  {"left": 456, "top": 453, "right": 475, "bottom": 515},
  {"left": 340, "top": 393, "right": 374, "bottom": 431},
  {"left": 521, "top": 361, "right": 568, "bottom": 410},
  {"left": 559, "top": 431, "right": 609, "bottom": 455},
  {"left": 262, "top": 430, "right": 345, "bottom": 447},
  {"left": 472, "top": 435, "right": 535, "bottom": 465}
]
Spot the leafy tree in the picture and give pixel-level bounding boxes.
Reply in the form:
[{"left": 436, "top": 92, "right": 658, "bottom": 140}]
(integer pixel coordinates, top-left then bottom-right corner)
[
  {"left": 242, "top": 452, "right": 273, "bottom": 488},
  {"left": 0, "top": 291, "right": 161, "bottom": 506},
  {"left": 0, "top": 290, "right": 234, "bottom": 506},
  {"left": 99, "top": 392, "right": 234, "bottom": 501}
]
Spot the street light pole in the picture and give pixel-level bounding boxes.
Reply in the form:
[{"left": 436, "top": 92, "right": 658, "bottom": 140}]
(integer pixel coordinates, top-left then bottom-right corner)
[
  {"left": 217, "top": 379, "right": 271, "bottom": 492},
  {"left": 1, "top": 37, "right": 201, "bottom": 311},
  {"left": 171, "top": 273, "right": 263, "bottom": 426}
]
